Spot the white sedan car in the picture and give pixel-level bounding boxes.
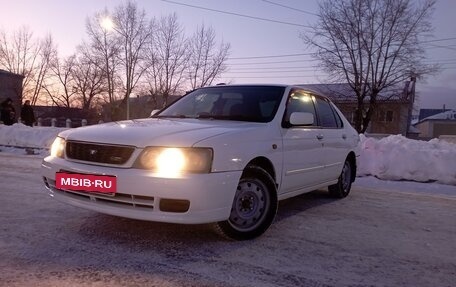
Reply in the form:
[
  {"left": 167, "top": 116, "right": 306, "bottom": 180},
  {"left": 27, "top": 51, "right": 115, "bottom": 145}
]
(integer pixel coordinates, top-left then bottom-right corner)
[{"left": 42, "top": 84, "right": 359, "bottom": 240}]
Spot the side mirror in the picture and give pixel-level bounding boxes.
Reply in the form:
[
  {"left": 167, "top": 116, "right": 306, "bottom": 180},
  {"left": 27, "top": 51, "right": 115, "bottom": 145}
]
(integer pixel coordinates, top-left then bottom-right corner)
[
  {"left": 150, "top": 109, "right": 160, "bottom": 117},
  {"left": 289, "top": 112, "right": 314, "bottom": 126}
]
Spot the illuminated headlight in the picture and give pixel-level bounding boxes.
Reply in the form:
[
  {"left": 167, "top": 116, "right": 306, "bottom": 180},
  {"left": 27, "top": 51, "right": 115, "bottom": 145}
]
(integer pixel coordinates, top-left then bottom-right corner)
[
  {"left": 134, "top": 147, "right": 213, "bottom": 174},
  {"left": 50, "top": 137, "right": 66, "bottom": 158}
]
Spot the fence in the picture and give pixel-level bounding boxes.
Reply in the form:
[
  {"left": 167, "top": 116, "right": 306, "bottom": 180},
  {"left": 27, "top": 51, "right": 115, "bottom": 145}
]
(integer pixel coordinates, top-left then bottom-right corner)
[{"left": 33, "top": 118, "right": 103, "bottom": 128}]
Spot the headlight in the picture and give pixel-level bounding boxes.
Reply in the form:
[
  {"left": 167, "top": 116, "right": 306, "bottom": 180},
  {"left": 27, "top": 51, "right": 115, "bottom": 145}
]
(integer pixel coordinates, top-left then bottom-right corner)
[
  {"left": 50, "top": 137, "right": 66, "bottom": 158},
  {"left": 134, "top": 147, "right": 213, "bottom": 175}
]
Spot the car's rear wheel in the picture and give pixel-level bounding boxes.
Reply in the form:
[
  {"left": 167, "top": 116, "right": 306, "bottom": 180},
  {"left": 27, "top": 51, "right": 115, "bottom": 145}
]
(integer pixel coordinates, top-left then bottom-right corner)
[
  {"left": 216, "top": 166, "right": 277, "bottom": 240},
  {"left": 328, "top": 159, "right": 353, "bottom": 198}
]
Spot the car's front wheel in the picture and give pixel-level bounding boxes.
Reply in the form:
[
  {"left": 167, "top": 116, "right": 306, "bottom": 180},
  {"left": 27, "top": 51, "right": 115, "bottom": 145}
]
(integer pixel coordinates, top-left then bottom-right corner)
[
  {"left": 216, "top": 166, "right": 278, "bottom": 240},
  {"left": 328, "top": 159, "right": 353, "bottom": 198}
]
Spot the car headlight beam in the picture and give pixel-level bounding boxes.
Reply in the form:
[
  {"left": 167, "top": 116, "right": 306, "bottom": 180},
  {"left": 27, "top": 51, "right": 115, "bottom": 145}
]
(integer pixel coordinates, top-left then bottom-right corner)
[
  {"left": 50, "top": 137, "right": 65, "bottom": 158},
  {"left": 135, "top": 147, "right": 213, "bottom": 175},
  {"left": 156, "top": 148, "right": 186, "bottom": 174}
]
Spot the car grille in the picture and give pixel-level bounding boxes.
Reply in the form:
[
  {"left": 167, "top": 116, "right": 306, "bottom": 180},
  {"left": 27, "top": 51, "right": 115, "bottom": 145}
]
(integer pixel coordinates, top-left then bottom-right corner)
[{"left": 66, "top": 141, "right": 135, "bottom": 165}]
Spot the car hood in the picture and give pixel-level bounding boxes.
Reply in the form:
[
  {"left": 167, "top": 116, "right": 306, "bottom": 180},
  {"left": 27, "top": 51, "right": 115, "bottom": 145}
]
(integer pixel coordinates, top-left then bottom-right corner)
[{"left": 59, "top": 118, "right": 262, "bottom": 148}]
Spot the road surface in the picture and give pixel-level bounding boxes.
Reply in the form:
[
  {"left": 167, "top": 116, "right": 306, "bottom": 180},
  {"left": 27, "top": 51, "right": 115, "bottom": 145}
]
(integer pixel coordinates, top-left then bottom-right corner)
[{"left": 0, "top": 153, "right": 455, "bottom": 287}]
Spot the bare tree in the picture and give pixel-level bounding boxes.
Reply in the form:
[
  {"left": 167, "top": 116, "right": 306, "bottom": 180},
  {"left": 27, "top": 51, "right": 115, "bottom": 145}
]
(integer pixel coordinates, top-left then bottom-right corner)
[
  {"left": 71, "top": 53, "right": 106, "bottom": 110},
  {"left": 145, "top": 13, "right": 189, "bottom": 108},
  {"left": 0, "top": 27, "right": 56, "bottom": 105},
  {"left": 187, "top": 24, "right": 230, "bottom": 89},
  {"left": 303, "top": 0, "right": 437, "bottom": 133},
  {"left": 30, "top": 35, "right": 57, "bottom": 105},
  {"left": 84, "top": 9, "right": 122, "bottom": 112},
  {"left": 0, "top": 27, "right": 36, "bottom": 101},
  {"left": 113, "top": 1, "right": 152, "bottom": 118},
  {"left": 42, "top": 55, "right": 78, "bottom": 107}
]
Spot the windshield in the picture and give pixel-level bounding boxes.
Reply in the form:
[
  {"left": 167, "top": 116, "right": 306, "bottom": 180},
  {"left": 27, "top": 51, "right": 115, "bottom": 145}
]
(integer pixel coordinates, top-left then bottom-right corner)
[{"left": 156, "top": 86, "right": 286, "bottom": 123}]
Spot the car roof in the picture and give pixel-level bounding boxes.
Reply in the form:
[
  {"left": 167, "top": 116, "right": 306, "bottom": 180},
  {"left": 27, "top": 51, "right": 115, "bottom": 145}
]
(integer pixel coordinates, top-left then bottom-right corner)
[
  {"left": 207, "top": 83, "right": 289, "bottom": 88},
  {"left": 203, "top": 84, "right": 331, "bottom": 99}
]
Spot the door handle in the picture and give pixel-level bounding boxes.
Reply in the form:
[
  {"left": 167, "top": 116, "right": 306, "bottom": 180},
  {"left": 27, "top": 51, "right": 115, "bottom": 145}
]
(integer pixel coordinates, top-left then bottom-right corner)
[
  {"left": 342, "top": 134, "right": 347, "bottom": 140},
  {"left": 316, "top": 134, "right": 324, "bottom": 140}
]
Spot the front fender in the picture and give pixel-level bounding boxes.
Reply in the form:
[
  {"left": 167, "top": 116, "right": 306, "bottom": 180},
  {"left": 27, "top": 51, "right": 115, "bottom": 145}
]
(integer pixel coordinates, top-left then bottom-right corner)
[{"left": 194, "top": 125, "right": 283, "bottom": 175}]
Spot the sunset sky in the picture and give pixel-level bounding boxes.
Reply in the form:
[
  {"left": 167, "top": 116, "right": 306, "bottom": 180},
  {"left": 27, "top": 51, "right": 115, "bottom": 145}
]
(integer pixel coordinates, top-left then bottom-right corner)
[{"left": 1, "top": 0, "right": 455, "bottom": 110}]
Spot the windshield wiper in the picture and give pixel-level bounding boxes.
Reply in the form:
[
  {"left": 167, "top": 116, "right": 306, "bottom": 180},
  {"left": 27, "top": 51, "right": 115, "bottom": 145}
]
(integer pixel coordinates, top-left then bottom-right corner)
[
  {"left": 156, "top": 114, "right": 189, "bottom": 119},
  {"left": 196, "top": 114, "right": 230, "bottom": 120}
]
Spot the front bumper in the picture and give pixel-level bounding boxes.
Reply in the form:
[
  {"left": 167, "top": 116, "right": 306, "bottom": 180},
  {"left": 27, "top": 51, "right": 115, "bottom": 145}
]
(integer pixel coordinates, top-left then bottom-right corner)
[{"left": 41, "top": 156, "right": 242, "bottom": 224}]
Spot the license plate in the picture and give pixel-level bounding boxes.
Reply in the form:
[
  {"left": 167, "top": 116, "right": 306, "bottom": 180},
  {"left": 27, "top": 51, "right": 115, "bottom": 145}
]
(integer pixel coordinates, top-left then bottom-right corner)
[{"left": 55, "top": 172, "right": 117, "bottom": 193}]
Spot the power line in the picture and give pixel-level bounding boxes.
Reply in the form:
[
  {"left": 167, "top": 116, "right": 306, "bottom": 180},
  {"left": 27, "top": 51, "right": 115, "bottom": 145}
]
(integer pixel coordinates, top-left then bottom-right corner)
[
  {"left": 225, "top": 64, "right": 456, "bottom": 73},
  {"left": 160, "top": 0, "right": 312, "bottom": 28},
  {"left": 227, "top": 52, "right": 315, "bottom": 60},
  {"left": 228, "top": 59, "right": 456, "bottom": 67},
  {"left": 261, "top": 0, "right": 318, "bottom": 16},
  {"left": 425, "top": 44, "right": 456, "bottom": 51},
  {"left": 227, "top": 59, "right": 320, "bottom": 65},
  {"left": 221, "top": 65, "right": 456, "bottom": 80},
  {"left": 415, "top": 58, "right": 456, "bottom": 64},
  {"left": 222, "top": 68, "right": 456, "bottom": 80},
  {"left": 221, "top": 75, "right": 325, "bottom": 79},
  {"left": 225, "top": 61, "right": 456, "bottom": 74},
  {"left": 224, "top": 69, "right": 322, "bottom": 74},
  {"left": 229, "top": 65, "right": 319, "bottom": 70},
  {"left": 420, "top": 37, "right": 456, "bottom": 43},
  {"left": 424, "top": 58, "right": 456, "bottom": 62},
  {"left": 224, "top": 37, "right": 456, "bottom": 62}
]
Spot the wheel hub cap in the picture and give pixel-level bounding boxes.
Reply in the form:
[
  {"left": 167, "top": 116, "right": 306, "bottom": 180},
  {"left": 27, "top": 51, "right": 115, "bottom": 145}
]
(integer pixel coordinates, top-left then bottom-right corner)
[{"left": 229, "top": 180, "right": 268, "bottom": 231}]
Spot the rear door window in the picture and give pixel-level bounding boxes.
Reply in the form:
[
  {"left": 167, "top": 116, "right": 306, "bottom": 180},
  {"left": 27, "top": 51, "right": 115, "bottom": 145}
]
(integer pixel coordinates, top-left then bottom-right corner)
[{"left": 314, "top": 97, "right": 339, "bottom": 128}]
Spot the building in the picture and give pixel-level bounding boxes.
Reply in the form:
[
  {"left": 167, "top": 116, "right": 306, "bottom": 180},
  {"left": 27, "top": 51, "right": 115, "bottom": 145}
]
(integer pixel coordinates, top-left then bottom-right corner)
[
  {"left": 413, "top": 109, "right": 456, "bottom": 139},
  {"left": 299, "top": 78, "right": 416, "bottom": 136},
  {"left": 0, "top": 69, "right": 24, "bottom": 119},
  {"left": 418, "top": 108, "right": 450, "bottom": 121}
]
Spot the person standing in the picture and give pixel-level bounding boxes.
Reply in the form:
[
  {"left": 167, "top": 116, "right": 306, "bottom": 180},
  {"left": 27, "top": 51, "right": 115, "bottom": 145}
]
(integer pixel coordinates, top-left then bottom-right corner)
[
  {"left": 0, "top": 98, "right": 16, "bottom": 125},
  {"left": 21, "top": 100, "right": 35, "bottom": 127}
]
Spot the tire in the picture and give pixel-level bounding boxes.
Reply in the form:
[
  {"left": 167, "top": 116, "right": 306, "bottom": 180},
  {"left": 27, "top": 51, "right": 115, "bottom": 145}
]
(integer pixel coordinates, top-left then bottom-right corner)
[
  {"left": 216, "top": 166, "right": 278, "bottom": 240},
  {"left": 328, "top": 159, "right": 353, "bottom": 198}
]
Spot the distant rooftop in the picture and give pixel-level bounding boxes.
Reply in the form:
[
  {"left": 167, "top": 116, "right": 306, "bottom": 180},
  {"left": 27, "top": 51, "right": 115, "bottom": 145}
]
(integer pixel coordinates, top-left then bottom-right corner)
[
  {"left": 419, "top": 109, "right": 456, "bottom": 122},
  {"left": 0, "top": 69, "right": 24, "bottom": 78},
  {"left": 418, "top": 108, "right": 452, "bottom": 121}
]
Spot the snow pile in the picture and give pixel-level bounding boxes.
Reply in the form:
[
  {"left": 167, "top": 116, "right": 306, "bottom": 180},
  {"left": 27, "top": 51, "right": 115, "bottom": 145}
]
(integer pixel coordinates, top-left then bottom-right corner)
[
  {"left": 358, "top": 134, "right": 456, "bottom": 185},
  {"left": 1, "top": 124, "right": 455, "bottom": 185},
  {"left": 0, "top": 123, "right": 66, "bottom": 149}
]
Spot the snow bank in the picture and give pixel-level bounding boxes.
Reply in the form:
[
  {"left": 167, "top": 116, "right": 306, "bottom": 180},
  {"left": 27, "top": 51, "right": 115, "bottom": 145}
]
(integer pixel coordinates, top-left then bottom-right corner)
[
  {"left": 358, "top": 134, "right": 456, "bottom": 185},
  {"left": 1, "top": 124, "right": 455, "bottom": 185},
  {"left": 0, "top": 123, "right": 66, "bottom": 149}
]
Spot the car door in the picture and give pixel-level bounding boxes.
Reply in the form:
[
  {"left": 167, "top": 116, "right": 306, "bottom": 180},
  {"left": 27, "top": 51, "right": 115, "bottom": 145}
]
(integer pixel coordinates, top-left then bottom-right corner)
[
  {"left": 313, "top": 96, "right": 348, "bottom": 182},
  {"left": 280, "top": 90, "right": 325, "bottom": 194}
]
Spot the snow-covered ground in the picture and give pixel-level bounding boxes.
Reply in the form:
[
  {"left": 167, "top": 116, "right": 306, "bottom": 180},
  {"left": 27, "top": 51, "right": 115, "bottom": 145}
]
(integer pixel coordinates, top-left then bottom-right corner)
[
  {"left": 1, "top": 124, "right": 455, "bottom": 287},
  {"left": 1, "top": 123, "right": 455, "bottom": 186},
  {"left": 358, "top": 134, "right": 456, "bottom": 185},
  {"left": 1, "top": 153, "right": 454, "bottom": 287},
  {"left": 0, "top": 123, "right": 65, "bottom": 155}
]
